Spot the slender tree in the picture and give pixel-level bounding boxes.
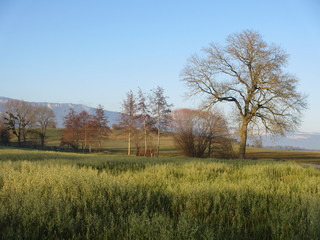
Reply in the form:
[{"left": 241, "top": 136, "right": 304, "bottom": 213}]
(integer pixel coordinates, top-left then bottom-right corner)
[
  {"left": 34, "top": 105, "right": 56, "bottom": 147},
  {"left": 61, "top": 108, "right": 81, "bottom": 149},
  {"left": 78, "top": 110, "right": 93, "bottom": 151},
  {"left": 137, "top": 89, "right": 155, "bottom": 156},
  {"left": 181, "top": 30, "right": 307, "bottom": 158},
  {"left": 94, "top": 105, "right": 110, "bottom": 151},
  {"left": 150, "top": 86, "right": 173, "bottom": 157},
  {"left": 119, "top": 91, "right": 138, "bottom": 156}
]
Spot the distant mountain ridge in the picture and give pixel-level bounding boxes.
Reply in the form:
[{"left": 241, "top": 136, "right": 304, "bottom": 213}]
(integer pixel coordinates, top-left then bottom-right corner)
[{"left": 0, "top": 96, "right": 120, "bottom": 128}]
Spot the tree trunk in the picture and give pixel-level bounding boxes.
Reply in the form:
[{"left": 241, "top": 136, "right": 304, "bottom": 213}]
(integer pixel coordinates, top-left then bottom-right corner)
[
  {"left": 22, "top": 130, "right": 27, "bottom": 143},
  {"left": 144, "top": 121, "right": 147, "bottom": 156},
  {"left": 239, "top": 120, "right": 248, "bottom": 159},
  {"left": 98, "top": 130, "right": 102, "bottom": 151},
  {"left": 157, "top": 128, "right": 160, "bottom": 157},
  {"left": 208, "top": 138, "right": 212, "bottom": 157},
  {"left": 17, "top": 134, "right": 21, "bottom": 146},
  {"left": 156, "top": 115, "right": 161, "bottom": 157},
  {"left": 41, "top": 126, "right": 46, "bottom": 147},
  {"left": 99, "top": 132, "right": 103, "bottom": 151},
  {"left": 128, "top": 131, "right": 131, "bottom": 156},
  {"left": 40, "top": 134, "right": 45, "bottom": 147}
]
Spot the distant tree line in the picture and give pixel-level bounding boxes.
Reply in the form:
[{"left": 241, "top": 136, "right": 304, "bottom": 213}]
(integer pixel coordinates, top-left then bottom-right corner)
[
  {"left": 0, "top": 88, "right": 235, "bottom": 158},
  {"left": 0, "top": 100, "right": 110, "bottom": 152}
]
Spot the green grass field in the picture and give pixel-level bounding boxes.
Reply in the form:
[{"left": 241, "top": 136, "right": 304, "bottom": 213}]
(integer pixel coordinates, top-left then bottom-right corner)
[
  {"left": 9, "top": 128, "right": 320, "bottom": 163},
  {"left": 0, "top": 148, "right": 320, "bottom": 239},
  {"left": 245, "top": 146, "right": 320, "bottom": 164}
]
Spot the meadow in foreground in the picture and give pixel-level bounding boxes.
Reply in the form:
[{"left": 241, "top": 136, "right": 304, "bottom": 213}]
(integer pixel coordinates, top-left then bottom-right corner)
[{"left": 0, "top": 149, "right": 319, "bottom": 239}]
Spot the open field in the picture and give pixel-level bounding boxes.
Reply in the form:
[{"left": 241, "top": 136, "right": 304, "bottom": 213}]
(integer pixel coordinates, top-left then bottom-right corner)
[
  {"left": 244, "top": 146, "right": 320, "bottom": 164},
  {"left": 10, "top": 128, "right": 180, "bottom": 156},
  {"left": 8, "top": 128, "right": 320, "bottom": 163},
  {"left": 0, "top": 148, "right": 320, "bottom": 239}
]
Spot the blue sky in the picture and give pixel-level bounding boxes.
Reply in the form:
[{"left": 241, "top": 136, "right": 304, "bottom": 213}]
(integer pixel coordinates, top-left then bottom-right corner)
[{"left": 0, "top": 0, "right": 319, "bottom": 132}]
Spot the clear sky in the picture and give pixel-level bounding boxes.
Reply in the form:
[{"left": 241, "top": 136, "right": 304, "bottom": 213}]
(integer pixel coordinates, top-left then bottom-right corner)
[{"left": 0, "top": 0, "right": 319, "bottom": 132}]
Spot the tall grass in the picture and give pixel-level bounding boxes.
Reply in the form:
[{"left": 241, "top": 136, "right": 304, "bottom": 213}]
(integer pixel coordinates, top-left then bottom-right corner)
[{"left": 0, "top": 149, "right": 319, "bottom": 239}]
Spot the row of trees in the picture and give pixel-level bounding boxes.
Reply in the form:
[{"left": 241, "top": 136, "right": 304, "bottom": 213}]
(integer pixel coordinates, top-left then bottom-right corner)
[
  {"left": 118, "top": 86, "right": 234, "bottom": 158},
  {"left": 0, "top": 91, "right": 235, "bottom": 158},
  {"left": 60, "top": 106, "right": 109, "bottom": 151},
  {"left": 119, "top": 86, "right": 172, "bottom": 157},
  {"left": 0, "top": 100, "right": 56, "bottom": 146},
  {"left": 0, "top": 96, "right": 234, "bottom": 158},
  {"left": 0, "top": 99, "right": 110, "bottom": 152}
]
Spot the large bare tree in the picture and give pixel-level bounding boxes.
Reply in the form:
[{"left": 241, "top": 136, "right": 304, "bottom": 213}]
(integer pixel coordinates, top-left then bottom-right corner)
[
  {"left": 2, "top": 100, "right": 36, "bottom": 145},
  {"left": 181, "top": 30, "right": 307, "bottom": 158}
]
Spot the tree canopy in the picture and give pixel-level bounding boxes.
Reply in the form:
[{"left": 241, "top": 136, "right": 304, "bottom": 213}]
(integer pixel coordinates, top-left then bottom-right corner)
[{"left": 181, "top": 30, "right": 307, "bottom": 158}]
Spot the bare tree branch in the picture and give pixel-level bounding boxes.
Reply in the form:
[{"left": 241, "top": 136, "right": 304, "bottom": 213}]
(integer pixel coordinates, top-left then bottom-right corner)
[{"left": 181, "top": 30, "right": 307, "bottom": 158}]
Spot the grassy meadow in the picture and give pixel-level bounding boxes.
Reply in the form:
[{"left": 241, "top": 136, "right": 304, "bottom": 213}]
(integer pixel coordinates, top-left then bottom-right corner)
[
  {"left": 0, "top": 148, "right": 320, "bottom": 239},
  {"left": 13, "top": 128, "right": 320, "bottom": 162}
]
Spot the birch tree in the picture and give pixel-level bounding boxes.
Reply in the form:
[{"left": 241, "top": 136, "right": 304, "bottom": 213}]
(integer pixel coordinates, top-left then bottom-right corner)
[
  {"left": 150, "top": 86, "right": 172, "bottom": 157},
  {"left": 137, "top": 89, "right": 154, "bottom": 156},
  {"left": 94, "top": 105, "right": 110, "bottom": 151},
  {"left": 181, "top": 30, "right": 307, "bottom": 158},
  {"left": 119, "top": 91, "right": 138, "bottom": 156}
]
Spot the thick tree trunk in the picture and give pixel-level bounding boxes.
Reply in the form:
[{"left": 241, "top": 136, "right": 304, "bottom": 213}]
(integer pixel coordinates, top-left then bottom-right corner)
[
  {"left": 22, "top": 130, "right": 27, "bottom": 143},
  {"left": 40, "top": 135, "right": 45, "bottom": 147},
  {"left": 239, "top": 121, "right": 248, "bottom": 159},
  {"left": 17, "top": 135, "right": 21, "bottom": 146},
  {"left": 41, "top": 126, "right": 46, "bottom": 147}
]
